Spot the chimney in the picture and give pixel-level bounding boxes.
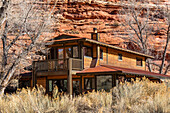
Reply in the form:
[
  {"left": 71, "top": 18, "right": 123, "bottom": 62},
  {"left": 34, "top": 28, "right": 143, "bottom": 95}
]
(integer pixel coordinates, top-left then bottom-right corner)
[{"left": 91, "top": 28, "right": 100, "bottom": 41}]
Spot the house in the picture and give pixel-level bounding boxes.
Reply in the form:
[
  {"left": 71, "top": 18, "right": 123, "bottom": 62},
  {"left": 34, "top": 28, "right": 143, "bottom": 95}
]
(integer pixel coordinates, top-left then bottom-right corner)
[{"left": 26, "top": 28, "right": 169, "bottom": 95}]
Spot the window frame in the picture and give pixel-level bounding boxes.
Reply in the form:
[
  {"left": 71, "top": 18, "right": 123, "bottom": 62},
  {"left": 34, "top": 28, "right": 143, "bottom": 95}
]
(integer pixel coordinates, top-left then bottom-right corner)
[
  {"left": 83, "top": 46, "right": 92, "bottom": 58},
  {"left": 136, "top": 57, "right": 143, "bottom": 67},
  {"left": 100, "top": 49, "right": 103, "bottom": 59},
  {"left": 84, "top": 78, "right": 93, "bottom": 90},
  {"left": 118, "top": 53, "right": 123, "bottom": 61},
  {"left": 96, "top": 75, "right": 113, "bottom": 92},
  {"left": 72, "top": 46, "right": 79, "bottom": 58}
]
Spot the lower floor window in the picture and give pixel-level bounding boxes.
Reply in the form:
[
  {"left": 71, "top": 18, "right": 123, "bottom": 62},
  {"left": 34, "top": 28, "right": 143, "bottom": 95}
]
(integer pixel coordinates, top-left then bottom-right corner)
[
  {"left": 73, "top": 80, "right": 80, "bottom": 95},
  {"left": 48, "top": 79, "right": 67, "bottom": 92},
  {"left": 96, "top": 75, "right": 112, "bottom": 91},
  {"left": 84, "top": 78, "right": 93, "bottom": 90}
]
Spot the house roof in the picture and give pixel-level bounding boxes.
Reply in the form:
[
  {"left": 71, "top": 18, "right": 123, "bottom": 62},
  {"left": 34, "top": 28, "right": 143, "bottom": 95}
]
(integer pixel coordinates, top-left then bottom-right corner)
[
  {"left": 46, "top": 34, "right": 154, "bottom": 59},
  {"left": 77, "top": 65, "right": 170, "bottom": 79}
]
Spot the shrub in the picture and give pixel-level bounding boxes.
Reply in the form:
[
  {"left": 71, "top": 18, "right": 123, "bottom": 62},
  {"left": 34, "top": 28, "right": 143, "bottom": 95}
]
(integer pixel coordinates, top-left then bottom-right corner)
[{"left": 0, "top": 78, "right": 169, "bottom": 113}]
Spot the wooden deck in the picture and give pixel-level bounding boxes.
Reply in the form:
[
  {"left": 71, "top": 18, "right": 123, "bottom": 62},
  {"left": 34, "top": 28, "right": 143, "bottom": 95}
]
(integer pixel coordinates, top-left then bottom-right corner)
[{"left": 34, "top": 58, "right": 83, "bottom": 72}]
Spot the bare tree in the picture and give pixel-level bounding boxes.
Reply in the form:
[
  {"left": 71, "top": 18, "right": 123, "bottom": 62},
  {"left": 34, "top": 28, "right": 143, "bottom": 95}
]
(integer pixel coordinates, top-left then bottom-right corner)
[
  {"left": 117, "top": 0, "right": 169, "bottom": 75},
  {"left": 0, "top": 0, "right": 57, "bottom": 96}
]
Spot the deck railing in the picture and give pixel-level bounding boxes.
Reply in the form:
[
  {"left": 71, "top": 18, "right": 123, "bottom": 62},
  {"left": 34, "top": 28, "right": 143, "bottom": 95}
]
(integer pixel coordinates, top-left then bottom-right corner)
[{"left": 34, "top": 58, "right": 83, "bottom": 71}]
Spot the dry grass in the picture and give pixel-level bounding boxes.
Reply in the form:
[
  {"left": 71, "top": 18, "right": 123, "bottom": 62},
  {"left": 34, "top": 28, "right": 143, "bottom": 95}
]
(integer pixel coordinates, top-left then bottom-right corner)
[{"left": 0, "top": 78, "right": 169, "bottom": 113}]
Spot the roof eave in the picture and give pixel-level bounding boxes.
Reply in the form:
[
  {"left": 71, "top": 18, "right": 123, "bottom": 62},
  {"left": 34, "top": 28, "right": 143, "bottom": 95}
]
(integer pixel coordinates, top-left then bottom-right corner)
[{"left": 85, "top": 38, "right": 154, "bottom": 59}]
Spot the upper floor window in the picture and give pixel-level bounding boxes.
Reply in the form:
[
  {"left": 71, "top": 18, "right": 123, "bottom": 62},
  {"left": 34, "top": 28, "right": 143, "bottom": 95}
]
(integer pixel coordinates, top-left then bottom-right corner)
[
  {"left": 136, "top": 58, "right": 143, "bottom": 66},
  {"left": 58, "top": 48, "right": 64, "bottom": 59},
  {"left": 73, "top": 46, "right": 78, "bottom": 58},
  {"left": 118, "top": 53, "right": 122, "bottom": 61},
  {"left": 50, "top": 48, "right": 54, "bottom": 59},
  {"left": 84, "top": 46, "right": 92, "bottom": 57},
  {"left": 100, "top": 49, "right": 103, "bottom": 59},
  {"left": 66, "top": 47, "right": 71, "bottom": 58}
]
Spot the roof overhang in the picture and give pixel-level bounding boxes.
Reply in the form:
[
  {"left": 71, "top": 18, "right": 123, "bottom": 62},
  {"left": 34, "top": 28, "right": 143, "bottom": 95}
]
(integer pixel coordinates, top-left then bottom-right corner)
[
  {"left": 46, "top": 34, "right": 154, "bottom": 59},
  {"left": 77, "top": 65, "right": 170, "bottom": 79}
]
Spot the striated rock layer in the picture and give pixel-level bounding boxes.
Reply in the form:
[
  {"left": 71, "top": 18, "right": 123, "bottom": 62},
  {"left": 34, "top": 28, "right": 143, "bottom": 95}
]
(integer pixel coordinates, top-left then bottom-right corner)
[{"left": 49, "top": 0, "right": 170, "bottom": 74}]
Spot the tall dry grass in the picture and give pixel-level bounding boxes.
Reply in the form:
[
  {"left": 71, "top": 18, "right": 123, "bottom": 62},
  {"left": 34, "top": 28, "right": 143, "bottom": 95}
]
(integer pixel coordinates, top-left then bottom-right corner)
[{"left": 0, "top": 78, "right": 169, "bottom": 113}]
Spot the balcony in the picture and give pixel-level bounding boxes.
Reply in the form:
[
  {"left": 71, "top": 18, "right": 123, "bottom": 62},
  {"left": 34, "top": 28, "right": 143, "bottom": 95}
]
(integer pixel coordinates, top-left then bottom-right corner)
[{"left": 34, "top": 58, "right": 83, "bottom": 72}]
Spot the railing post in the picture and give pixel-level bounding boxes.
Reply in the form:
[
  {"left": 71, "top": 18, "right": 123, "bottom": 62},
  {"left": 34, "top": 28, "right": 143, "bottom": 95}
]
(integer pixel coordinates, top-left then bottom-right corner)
[{"left": 67, "top": 58, "right": 73, "bottom": 95}]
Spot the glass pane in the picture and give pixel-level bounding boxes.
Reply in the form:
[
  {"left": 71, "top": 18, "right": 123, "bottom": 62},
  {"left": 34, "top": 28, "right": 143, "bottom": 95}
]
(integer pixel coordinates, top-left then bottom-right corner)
[
  {"left": 97, "top": 75, "right": 112, "bottom": 91},
  {"left": 66, "top": 47, "right": 72, "bottom": 58},
  {"left": 84, "top": 47, "right": 92, "bottom": 57},
  {"left": 58, "top": 48, "right": 63, "bottom": 59},
  {"left": 73, "top": 81, "right": 80, "bottom": 95},
  {"left": 50, "top": 48, "right": 54, "bottom": 59},
  {"left": 136, "top": 58, "right": 142, "bottom": 66},
  {"left": 73, "top": 46, "right": 78, "bottom": 58},
  {"left": 49, "top": 80, "right": 52, "bottom": 92},
  {"left": 63, "top": 80, "right": 67, "bottom": 92},
  {"left": 100, "top": 49, "right": 103, "bottom": 59},
  {"left": 118, "top": 54, "right": 122, "bottom": 60},
  {"left": 84, "top": 78, "right": 92, "bottom": 90}
]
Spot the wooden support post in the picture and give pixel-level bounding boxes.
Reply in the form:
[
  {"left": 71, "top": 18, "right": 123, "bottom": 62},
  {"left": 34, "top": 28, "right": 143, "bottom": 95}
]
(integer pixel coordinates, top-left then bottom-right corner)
[
  {"left": 80, "top": 75, "right": 82, "bottom": 94},
  {"left": 97, "top": 45, "right": 100, "bottom": 65},
  {"left": 67, "top": 58, "right": 73, "bottom": 95},
  {"left": 78, "top": 41, "right": 84, "bottom": 69},
  {"left": 95, "top": 75, "right": 97, "bottom": 91},
  {"left": 32, "top": 61, "right": 35, "bottom": 87},
  {"left": 32, "top": 61, "right": 37, "bottom": 88},
  {"left": 106, "top": 47, "right": 108, "bottom": 64},
  {"left": 112, "top": 74, "right": 116, "bottom": 87}
]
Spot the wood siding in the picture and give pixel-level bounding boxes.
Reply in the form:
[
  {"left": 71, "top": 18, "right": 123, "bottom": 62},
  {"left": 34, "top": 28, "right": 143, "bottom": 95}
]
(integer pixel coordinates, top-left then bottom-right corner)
[
  {"left": 100, "top": 46, "right": 107, "bottom": 65},
  {"left": 84, "top": 57, "right": 92, "bottom": 68},
  {"left": 83, "top": 43, "right": 146, "bottom": 70},
  {"left": 107, "top": 48, "right": 146, "bottom": 70},
  {"left": 37, "top": 77, "right": 46, "bottom": 88}
]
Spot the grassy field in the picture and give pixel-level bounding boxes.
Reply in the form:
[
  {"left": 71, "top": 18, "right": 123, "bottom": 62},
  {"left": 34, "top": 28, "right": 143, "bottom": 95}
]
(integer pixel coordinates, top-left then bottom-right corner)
[{"left": 0, "top": 78, "right": 169, "bottom": 113}]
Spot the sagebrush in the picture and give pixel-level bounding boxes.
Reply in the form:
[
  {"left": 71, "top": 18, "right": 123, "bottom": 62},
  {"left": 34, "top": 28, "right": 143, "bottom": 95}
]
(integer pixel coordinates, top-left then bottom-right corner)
[{"left": 0, "top": 78, "right": 169, "bottom": 113}]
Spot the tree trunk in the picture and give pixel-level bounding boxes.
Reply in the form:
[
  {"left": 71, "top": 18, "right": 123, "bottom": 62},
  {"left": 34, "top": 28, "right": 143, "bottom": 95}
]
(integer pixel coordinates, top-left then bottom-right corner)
[
  {"left": 0, "top": 86, "right": 6, "bottom": 97},
  {"left": 159, "top": 25, "right": 170, "bottom": 74}
]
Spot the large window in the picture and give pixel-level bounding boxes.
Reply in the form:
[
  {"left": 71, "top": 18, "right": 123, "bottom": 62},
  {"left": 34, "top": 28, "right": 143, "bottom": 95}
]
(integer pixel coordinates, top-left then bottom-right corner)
[
  {"left": 136, "top": 58, "right": 143, "bottom": 66},
  {"left": 48, "top": 79, "right": 67, "bottom": 92},
  {"left": 96, "top": 75, "right": 112, "bottom": 92},
  {"left": 84, "top": 47, "right": 92, "bottom": 57}
]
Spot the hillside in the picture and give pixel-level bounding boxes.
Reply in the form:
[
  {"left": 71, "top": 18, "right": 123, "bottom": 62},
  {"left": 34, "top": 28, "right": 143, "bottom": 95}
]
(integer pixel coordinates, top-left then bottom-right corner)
[
  {"left": 0, "top": 0, "right": 169, "bottom": 75},
  {"left": 51, "top": 0, "right": 169, "bottom": 54},
  {"left": 49, "top": 0, "right": 169, "bottom": 74}
]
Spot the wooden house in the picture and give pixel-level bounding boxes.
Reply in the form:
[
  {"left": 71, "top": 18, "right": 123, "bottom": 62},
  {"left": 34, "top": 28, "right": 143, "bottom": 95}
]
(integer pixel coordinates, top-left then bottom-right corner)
[{"left": 30, "top": 28, "right": 170, "bottom": 95}]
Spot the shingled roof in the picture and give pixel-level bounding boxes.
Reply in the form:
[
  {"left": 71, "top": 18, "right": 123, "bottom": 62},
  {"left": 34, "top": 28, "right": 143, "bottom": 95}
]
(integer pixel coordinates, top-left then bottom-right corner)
[
  {"left": 46, "top": 34, "right": 154, "bottom": 59},
  {"left": 77, "top": 65, "right": 170, "bottom": 79}
]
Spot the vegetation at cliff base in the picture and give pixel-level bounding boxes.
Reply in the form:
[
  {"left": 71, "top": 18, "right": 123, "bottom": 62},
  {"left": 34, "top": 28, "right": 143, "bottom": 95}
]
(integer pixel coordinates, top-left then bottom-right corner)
[{"left": 0, "top": 78, "right": 169, "bottom": 113}]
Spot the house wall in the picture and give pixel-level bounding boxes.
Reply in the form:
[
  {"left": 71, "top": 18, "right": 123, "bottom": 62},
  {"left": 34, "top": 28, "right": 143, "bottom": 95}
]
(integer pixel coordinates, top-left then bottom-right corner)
[
  {"left": 107, "top": 48, "right": 146, "bottom": 70},
  {"left": 83, "top": 42, "right": 93, "bottom": 68},
  {"left": 100, "top": 46, "right": 107, "bottom": 65},
  {"left": 37, "top": 77, "right": 46, "bottom": 88},
  {"left": 83, "top": 42, "right": 146, "bottom": 70}
]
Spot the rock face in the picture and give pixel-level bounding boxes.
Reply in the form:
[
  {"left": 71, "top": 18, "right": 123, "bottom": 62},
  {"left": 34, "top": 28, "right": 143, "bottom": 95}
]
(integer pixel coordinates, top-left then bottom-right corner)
[
  {"left": 52, "top": 1, "right": 169, "bottom": 53},
  {"left": 1, "top": 0, "right": 169, "bottom": 75},
  {"left": 49, "top": 0, "right": 170, "bottom": 74}
]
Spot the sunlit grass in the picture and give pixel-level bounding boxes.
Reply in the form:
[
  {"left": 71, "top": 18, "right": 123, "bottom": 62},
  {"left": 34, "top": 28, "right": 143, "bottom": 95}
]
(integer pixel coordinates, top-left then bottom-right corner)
[{"left": 0, "top": 78, "right": 169, "bottom": 113}]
